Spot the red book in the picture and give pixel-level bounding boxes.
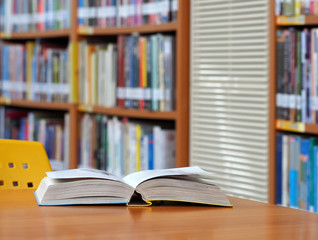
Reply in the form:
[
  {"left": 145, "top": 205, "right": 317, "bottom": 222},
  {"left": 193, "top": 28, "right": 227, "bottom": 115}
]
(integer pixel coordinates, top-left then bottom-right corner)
[
  {"left": 38, "top": 0, "right": 44, "bottom": 31},
  {"left": 117, "top": 36, "right": 125, "bottom": 108}
]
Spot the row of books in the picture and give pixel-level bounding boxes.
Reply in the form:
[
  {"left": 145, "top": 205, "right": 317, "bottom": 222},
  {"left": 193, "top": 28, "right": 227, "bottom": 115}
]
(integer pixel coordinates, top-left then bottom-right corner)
[
  {"left": 276, "top": 133, "right": 318, "bottom": 213},
  {"left": 276, "top": 28, "right": 318, "bottom": 124},
  {"left": 0, "top": 41, "right": 70, "bottom": 103},
  {"left": 78, "top": 0, "right": 178, "bottom": 28},
  {"left": 79, "top": 113, "right": 176, "bottom": 177},
  {"left": 0, "top": 107, "right": 69, "bottom": 170},
  {"left": 0, "top": 0, "right": 70, "bottom": 33},
  {"left": 79, "top": 34, "right": 175, "bottom": 111},
  {"left": 276, "top": 0, "right": 318, "bottom": 16}
]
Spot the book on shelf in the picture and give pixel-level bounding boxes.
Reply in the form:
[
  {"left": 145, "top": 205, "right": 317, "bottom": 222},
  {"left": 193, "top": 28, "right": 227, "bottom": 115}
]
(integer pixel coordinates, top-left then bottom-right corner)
[
  {"left": 276, "top": 133, "right": 318, "bottom": 212},
  {"left": 276, "top": 28, "right": 318, "bottom": 124},
  {"left": 34, "top": 166, "right": 232, "bottom": 207},
  {"left": 0, "top": 107, "right": 69, "bottom": 170},
  {"left": 276, "top": 0, "right": 318, "bottom": 16},
  {"left": 79, "top": 114, "right": 175, "bottom": 176},
  {"left": 0, "top": 40, "right": 71, "bottom": 103},
  {"left": 78, "top": 33, "right": 175, "bottom": 111},
  {"left": 0, "top": 0, "right": 70, "bottom": 33},
  {"left": 77, "top": 0, "right": 177, "bottom": 28}
]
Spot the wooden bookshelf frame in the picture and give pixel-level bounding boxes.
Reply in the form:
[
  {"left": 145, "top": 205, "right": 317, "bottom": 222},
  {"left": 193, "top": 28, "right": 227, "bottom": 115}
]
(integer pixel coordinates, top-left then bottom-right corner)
[
  {"left": 276, "top": 15, "right": 318, "bottom": 26},
  {"left": 269, "top": 0, "right": 277, "bottom": 204},
  {"left": 78, "top": 22, "right": 178, "bottom": 36},
  {"left": 0, "top": 0, "right": 190, "bottom": 169},
  {"left": 0, "top": 29, "right": 70, "bottom": 40},
  {"left": 271, "top": 1, "right": 318, "bottom": 204},
  {"left": 78, "top": 105, "right": 177, "bottom": 120}
]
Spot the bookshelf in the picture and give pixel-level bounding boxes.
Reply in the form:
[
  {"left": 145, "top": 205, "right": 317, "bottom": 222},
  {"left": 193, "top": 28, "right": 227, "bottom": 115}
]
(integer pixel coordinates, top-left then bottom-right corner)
[
  {"left": 0, "top": 0, "right": 189, "bottom": 172},
  {"left": 271, "top": 0, "right": 318, "bottom": 212}
]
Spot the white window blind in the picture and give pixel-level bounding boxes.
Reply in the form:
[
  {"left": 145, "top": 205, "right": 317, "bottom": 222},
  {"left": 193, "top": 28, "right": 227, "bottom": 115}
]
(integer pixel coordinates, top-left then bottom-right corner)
[{"left": 190, "top": 0, "right": 269, "bottom": 202}]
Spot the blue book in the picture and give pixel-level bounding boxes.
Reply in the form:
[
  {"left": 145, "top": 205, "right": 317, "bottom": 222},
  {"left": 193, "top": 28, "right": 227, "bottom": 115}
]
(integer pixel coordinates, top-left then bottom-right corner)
[
  {"left": 289, "top": 136, "right": 299, "bottom": 208},
  {"left": 78, "top": 0, "right": 85, "bottom": 26},
  {"left": 19, "top": 118, "right": 26, "bottom": 140},
  {"left": 276, "top": 134, "right": 283, "bottom": 205},
  {"left": 148, "top": 134, "right": 154, "bottom": 170}
]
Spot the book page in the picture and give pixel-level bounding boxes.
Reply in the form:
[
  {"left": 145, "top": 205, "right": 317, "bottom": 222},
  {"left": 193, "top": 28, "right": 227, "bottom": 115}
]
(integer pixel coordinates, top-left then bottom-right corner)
[
  {"left": 46, "top": 168, "right": 123, "bottom": 182},
  {"left": 123, "top": 166, "right": 209, "bottom": 188}
]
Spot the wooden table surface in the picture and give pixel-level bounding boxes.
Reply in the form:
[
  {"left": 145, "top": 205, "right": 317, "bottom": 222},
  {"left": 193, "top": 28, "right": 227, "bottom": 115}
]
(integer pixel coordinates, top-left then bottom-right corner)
[{"left": 1, "top": 190, "right": 318, "bottom": 239}]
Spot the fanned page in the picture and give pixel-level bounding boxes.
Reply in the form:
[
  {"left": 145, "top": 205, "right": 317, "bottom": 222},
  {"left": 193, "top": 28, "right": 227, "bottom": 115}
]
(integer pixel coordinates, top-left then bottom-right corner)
[
  {"left": 46, "top": 168, "right": 123, "bottom": 182},
  {"left": 123, "top": 166, "right": 209, "bottom": 188}
]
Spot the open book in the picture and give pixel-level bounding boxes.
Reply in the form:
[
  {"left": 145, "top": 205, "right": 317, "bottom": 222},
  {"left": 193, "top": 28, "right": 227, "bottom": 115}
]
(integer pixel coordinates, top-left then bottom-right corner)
[{"left": 34, "top": 166, "right": 232, "bottom": 207}]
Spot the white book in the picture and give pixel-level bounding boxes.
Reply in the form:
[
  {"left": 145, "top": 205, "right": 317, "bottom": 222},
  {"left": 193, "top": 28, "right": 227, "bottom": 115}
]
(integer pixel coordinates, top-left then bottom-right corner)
[
  {"left": 97, "top": 47, "right": 103, "bottom": 106},
  {"left": 129, "top": 123, "right": 137, "bottom": 173},
  {"left": 27, "top": 112, "right": 35, "bottom": 141},
  {"left": 34, "top": 167, "right": 232, "bottom": 207},
  {"left": 140, "top": 135, "right": 149, "bottom": 171},
  {"left": 111, "top": 46, "right": 118, "bottom": 108},
  {"left": 154, "top": 125, "right": 163, "bottom": 169},
  {"left": 63, "top": 113, "right": 70, "bottom": 169},
  {"left": 162, "top": 129, "right": 176, "bottom": 169},
  {"left": 105, "top": 45, "right": 111, "bottom": 107},
  {"left": 113, "top": 117, "right": 122, "bottom": 176},
  {"left": 123, "top": 120, "right": 130, "bottom": 176},
  {"left": 91, "top": 51, "right": 97, "bottom": 105}
]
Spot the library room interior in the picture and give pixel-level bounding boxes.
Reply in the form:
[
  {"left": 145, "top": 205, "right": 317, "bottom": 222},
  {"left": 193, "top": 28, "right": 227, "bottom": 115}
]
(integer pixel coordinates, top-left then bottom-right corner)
[{"left": 1, "top": 0, "right": 318, "bottom": 239}]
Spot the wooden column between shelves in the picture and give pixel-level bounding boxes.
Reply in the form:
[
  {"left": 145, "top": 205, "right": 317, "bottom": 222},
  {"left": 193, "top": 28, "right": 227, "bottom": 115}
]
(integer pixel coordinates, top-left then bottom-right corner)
[
  {"left": 269, "top": 0, "right": 276, "bottom": 204},
  {"left": 68, "top": 0, "right": 79, "bottom": 169},
  {"left": 70, "top": 1, "right": 79, "bottom": 42},
  {"left": 175, "top": 0, "right": 190, "bottom": 167}
]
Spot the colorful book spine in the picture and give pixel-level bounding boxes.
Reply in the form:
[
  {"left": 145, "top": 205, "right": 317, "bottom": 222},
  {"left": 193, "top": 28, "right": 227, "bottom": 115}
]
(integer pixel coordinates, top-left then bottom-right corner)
[
  {"left": 78, "top": 114, "right": 175, "bottom": 175},
  {"left": 77, "top": 33, "right": 175, "bottom": 111},
  {"left": 277, "top": 133, "right": 318, "bottom": 212},
  {"left": 76, "top": 0, "right": 177, "bottom": 27}
]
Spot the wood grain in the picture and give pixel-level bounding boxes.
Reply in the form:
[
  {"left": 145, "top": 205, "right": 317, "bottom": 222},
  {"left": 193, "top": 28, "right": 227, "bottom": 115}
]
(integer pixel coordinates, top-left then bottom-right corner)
[{"left": 1, "top": 190, "right": 317, "bottom": 240}]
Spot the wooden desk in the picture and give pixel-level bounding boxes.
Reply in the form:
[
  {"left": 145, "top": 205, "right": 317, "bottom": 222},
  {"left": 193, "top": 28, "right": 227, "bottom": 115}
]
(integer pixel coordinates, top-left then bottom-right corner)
[{"left": 1, "top": 190, "right": 318, "bottom": 239}]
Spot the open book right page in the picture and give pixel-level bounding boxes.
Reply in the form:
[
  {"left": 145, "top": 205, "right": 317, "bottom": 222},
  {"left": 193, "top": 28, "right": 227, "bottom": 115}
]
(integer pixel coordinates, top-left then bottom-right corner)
[{"left": 122, "top": 166, "right": 209, "bottom": 188}]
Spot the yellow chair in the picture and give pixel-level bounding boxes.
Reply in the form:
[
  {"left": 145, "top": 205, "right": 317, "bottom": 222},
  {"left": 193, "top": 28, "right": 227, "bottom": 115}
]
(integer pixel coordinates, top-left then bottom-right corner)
[{"left": 0, "top": 139, "right": 52, "bottom": 190}]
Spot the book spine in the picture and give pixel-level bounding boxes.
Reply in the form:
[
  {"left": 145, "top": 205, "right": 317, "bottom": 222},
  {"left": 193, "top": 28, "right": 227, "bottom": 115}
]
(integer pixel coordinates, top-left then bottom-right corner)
[
  {"left": 148, "top": 133, "right": 154, "bottom": 170},
  {"left": 117, "top": 35, "right": 125, "bottom": 108},
  {"left": 276, "top": 134, "right": 283, "bottom": 205},
  {"left": 299, "top": 138, "right": 310, "bottom": 210},
  {"left": 135, "top": 124, "right": 141, "bottom": 171}
]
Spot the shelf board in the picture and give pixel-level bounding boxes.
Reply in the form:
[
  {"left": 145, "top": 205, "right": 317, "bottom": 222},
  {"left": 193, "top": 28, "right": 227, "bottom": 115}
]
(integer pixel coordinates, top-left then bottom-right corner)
[
  {"left": 0, "top": 29, "right": 70, "bottom": 40},
  {"left": 276, "top": 119, "right": 318, "bottom": 134},
  {"left": 78, "top": 104, "right": 177, "bottom": 120},
  {"left": 78, "top": 22, "right": 178, "bottom": 36},
  {"left": 0, "top": 98, "right": 75, "bottom": 111},
  {"left": 276, "top": 15, "right": 318, "bottom": 25}
]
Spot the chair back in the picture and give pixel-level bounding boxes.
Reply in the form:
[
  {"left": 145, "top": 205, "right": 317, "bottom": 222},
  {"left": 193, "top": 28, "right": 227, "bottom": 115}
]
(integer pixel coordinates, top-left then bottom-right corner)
[{"left": 0, "top": 139, "right": 52, "bottom": 190}]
